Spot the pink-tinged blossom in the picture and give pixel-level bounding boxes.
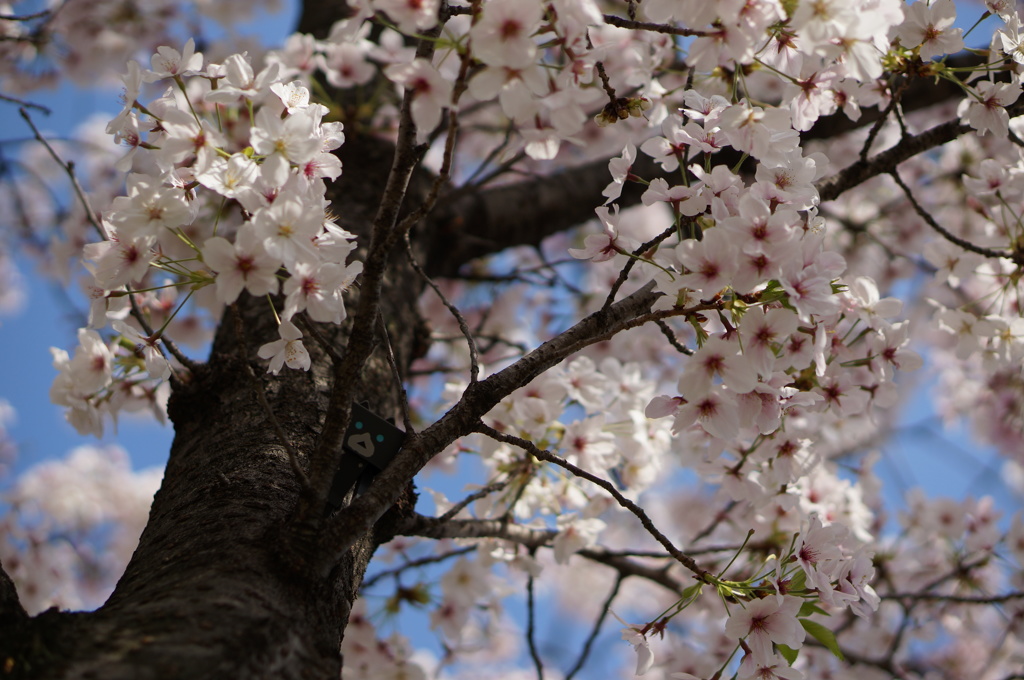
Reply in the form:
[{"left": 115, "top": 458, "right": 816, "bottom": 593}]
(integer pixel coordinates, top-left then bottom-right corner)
[
  {"left": 673, "top": 383, "right": 740, "bottom": 440},
  {"left": 108, "top": 111, "right": 143, "bottom": 173},
  {"left": 439, "top": 558, "right": 492, "bottom": 608},
  {"left": 602, "top": 143, "right": 636, "bottom": 204},
  {"left": 779, "top": 266, "right": 837, "bottom": 322},
  {"left": 385, "top": 58, "right": 452, "bottom": 144},
  {"left": 962, "top": 158, "right": 1017, "bottom": 197},
  {"left": 675, "top": 228, "right": 739, "bottom": 295},
  {"left": 66, "top": 329, "right": 115, "bottom": 395},
  {"left": 562, "top": 416, "right": 617, "bottom": 474},
  {"left": 250, "top": 107, "right": 323, "bottom": 186},
  {"left": 737, "top": 652, "right": 804, "bottom": 680},
  {"left": 112, "top": 320, "right": 171, "bottom": 381},
  {"left": 790, "top": 0, "right": 856, "bottom": 51},
  {"left": 374, "top": 0, "right": 440, "bottom": 34},
  {"left": 318, "top": 42, "right": 376, "bottom": 89},
  {"left": 844, "top": 276, "right": 902, "bottom": 326},
  {"left": 640, "top": 116, "right": 693, "bottom": 173},
  {"left": 569, "top": 206, "right": 639, "bottom": 262},
  {"left": 740, "top": 307, "right": 801, "bottom": 378},
  {"left": 717, "top": 100, "right": 800, "bottom": 167},
  {"left": 897, "top": 0, "right": 964, "bottom": 61},
  {"left": 645, "top": 395, "right": 685, "bottom": 419},
  {"left": 83, "top": 230, "right": 157, "bottom": 291},
  {"left": 958, "top": 80, "right": 1021, "bottom": 137},
  {"left": 815, "top": 369, "right": 870, "bottom": 416},
  {"left": 195, "top": 152, "right": 260, "bottom": 199},
  {"left": 834, "top": 547, "right": 880, "bottom": 619},
  {"left": 752, "top": 153, "right": 824, "bottom": 210},
  {"left": 106, "top": 60, "right": 143, "bottom": 135},
  {"left": 202, "top": 227, "right": 281, "bottom": 305},
  {"left": 612, "top": 612, "right": 656, "bottom": 676},
  {"left": 676, "top": 120, "right": 726, "bottom": 154},
  {"left": 923, "top": 240, "right": 983, "bottom": 287},
  {"left": 735, "top": 373, "right": 792, "bottom": 435},
  {"left": 642, "top": 178, "right": 709, "bottom": 216},
  {"left": 257, "top": 320, "right": 310, "bottom": 375},
  {"left": 107, "top": 175, "right": 193, "bottom": 240},
  {"left": 207, "top": 53, "right": 280, "bottom": 104},
  {"left": 868, "top": 320, "right": 923, "bottom": 379},
  {"left": 468, "top": 63, "right": 548, "bottom": 123},
  {"left": 282, "top": 260, "right": 362, "bottom": 324},
  {"left": 680, "top": 336, "right": 759, "bottom": 395},
  {"left": 999, "top": 12, "right": 1024, "bottom": 63},
  {"left": 270, "top": 80, "right": 311, "bottom": 113},
  {"left": 724, "top": 595, "right": 805, "bottom": 665},
  {"left": 690, "top": 163, "right": 744, "bottom": 214},
  {"left": 81, "top": 271, "right": 130, "bottom": 329},
  {"left": 793, "top": 515, "right": 846, "bottom": 590},
  {"left": 562, "top": 356, "right": 609, "bottom": 410},
  {"left": 687, "top": 22, "right": 756, "bottom": 70},
  {"left": 552, "top": 514, "right": 606, "bottom": 564},
  {"left": 143, "top": 38, "right": 204, "bottom": 82},
  {"left": 252, "top": 198, "right": 322, "bottom": 267},
  {"left": 933, "top": 304, "right": 995, "bottom": 359},
  {"left": 470, "top": 0, "right": 543, "bottom": 69},
  {"left": 784, "top": 67, "right": 839, "bottom": 131}
]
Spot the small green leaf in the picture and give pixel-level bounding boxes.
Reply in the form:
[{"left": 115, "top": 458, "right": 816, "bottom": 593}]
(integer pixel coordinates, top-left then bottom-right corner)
[
  {"left": 787, "top": 569, "right": 806, "bottom": 593},
  {"left": 777, "top": 644, "right": 799, "bottom": 665},
  {"left": 679, "top": 583, "right": 703, "bottom": 601},
  {"left": 800, "top": 619, "right": 845, "bottom": 661},
  {"left": 797, "top": 601, "right": 829, "bottom": 618}
]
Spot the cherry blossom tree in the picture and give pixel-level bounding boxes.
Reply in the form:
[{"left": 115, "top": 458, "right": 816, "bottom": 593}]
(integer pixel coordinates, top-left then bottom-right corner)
[{"left": 2, "top": 0, "right": 1024, "bottom": 678}]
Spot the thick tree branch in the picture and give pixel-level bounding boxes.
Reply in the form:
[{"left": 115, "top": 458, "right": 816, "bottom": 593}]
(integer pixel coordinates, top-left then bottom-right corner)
[
  {"left": 817, "top": 99, "right": 1024, "bottom": 202},
  {"left": 307, "top": 30, "right": 441, "bottom": 519},
  {"left": 318, "top": 282, "right": 680, "bottom": 568},
  {"left": 429, "top": 54, "right": 1010, "bottom": 276}
]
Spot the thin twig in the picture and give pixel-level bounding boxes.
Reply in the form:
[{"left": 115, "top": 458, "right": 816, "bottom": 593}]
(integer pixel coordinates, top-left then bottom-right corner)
[
  {"left": 603, "top": 225, "right": 677, "bottom": 309},
  {"left": 377, "top": 309, "right": 415, "bottom": 435},
  {"left": 296, "top": 312, "right": 344, "bottom": 364},
  {"left": 890, "top": 169, "right": 1019, "bottom": 263},
  {"left": 602, "top": 14, "right": 708, "bottom": 37},
  {"left": 475, "top": 423, "right": 711, "bottom": 582},
  {"left": 859, "top": 83, "right": 902, "bottom": 163},
  {"left": 360, "top": 546, "right": 475, "bottom": 589},
  {"left": 654, "top": 319, "right": 692, "bottom": 355},
  {"left": 880, "top": 590, "right": 1024, "bottom": 604},
  {"left": 404, "top": 230, "right": 481, "bottom": 383},
  {"left": 1, "top": 93, "right": 50, "bottom": 114},
  {"left": 19, "top": 108, "right": 105, "bottom": 239},
  {"left": 565, "top": 575, "right": 623, "bottom": 680},
  {"left": 437, "top": 479, "right": 512, "bottom": 524},
  {"left": 0, "top": 10, "right": 51, "bottom": 20},
  {"left": 125, "top": 285, "right": 200, "bottom": 374},
  {"left": 526, "top": 550, "right": 545, "bottom": 680},
  {"left": 689, "top": 500, "right": 738, "bottom": 544},
  {"left": 231, "top": 304, "right": 312, "bottom": 491}
]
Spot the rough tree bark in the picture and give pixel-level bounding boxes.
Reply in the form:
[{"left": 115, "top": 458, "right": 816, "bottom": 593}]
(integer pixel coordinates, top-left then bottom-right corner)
[{"left": 0, "top": 0, "right": 1001, "bottom": 676}]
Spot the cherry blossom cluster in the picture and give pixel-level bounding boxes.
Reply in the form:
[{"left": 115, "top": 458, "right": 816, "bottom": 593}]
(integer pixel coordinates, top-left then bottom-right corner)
[
  {"left": 341, "top": 599, "right": 430, "bottom": 680},
  {"left": 0, "top": 0, "right": 280, "bottom": 92},
  {"left": 0, "top": 441, "right": 162, "bottom": 614},
  {"left": 48, "top": 39, "right": 361, "bottom": 436}
]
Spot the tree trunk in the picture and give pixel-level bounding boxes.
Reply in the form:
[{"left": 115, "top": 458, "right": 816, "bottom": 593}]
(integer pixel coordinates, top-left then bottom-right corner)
[{"left": 0, "top": 123, "right": 431, "bottom": 678}]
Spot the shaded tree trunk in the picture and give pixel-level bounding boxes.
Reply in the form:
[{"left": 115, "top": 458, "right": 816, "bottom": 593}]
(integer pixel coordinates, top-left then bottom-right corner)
[{"left": 0, "top": 126, "right": 432, "bottom": 678}]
